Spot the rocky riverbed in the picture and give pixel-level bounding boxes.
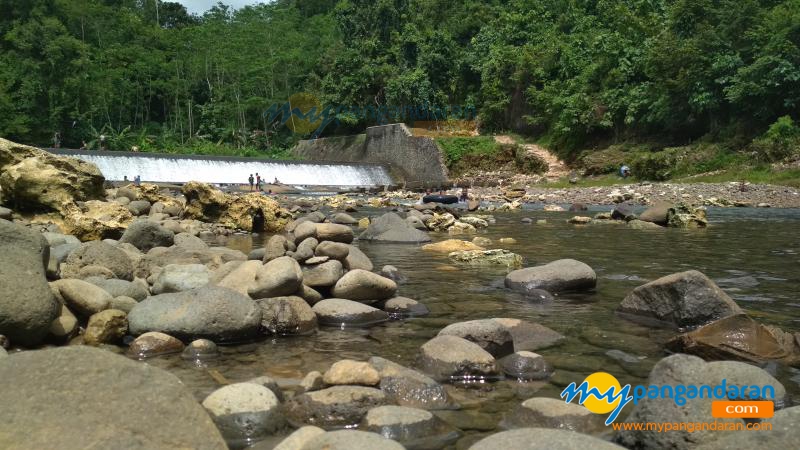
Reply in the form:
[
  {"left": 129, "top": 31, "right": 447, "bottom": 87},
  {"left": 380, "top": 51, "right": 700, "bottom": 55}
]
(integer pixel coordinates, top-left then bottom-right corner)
[{"left": 1, "top": 137, "right": 800, "bottom": 450}]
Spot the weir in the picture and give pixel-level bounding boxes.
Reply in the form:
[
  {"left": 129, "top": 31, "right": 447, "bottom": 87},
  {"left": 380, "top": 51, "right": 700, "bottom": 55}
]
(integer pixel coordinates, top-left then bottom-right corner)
[{"left": 46, "top": 149, "right": 395, "bottom": 187}]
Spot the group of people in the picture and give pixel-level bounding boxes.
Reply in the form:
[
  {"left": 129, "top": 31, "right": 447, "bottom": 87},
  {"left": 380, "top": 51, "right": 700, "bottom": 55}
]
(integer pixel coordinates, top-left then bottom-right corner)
[
  {"left": 248, "top": 173, "right": 280, "bottom": 193},
  {"left": 122, "top": 175, "right": 141, "bottom": 186}
]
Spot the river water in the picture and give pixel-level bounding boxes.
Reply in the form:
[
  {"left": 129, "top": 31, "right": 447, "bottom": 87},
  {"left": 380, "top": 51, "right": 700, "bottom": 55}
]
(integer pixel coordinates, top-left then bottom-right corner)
[{"left": 141, "top": 206, "right": 800, "bottom": 448}]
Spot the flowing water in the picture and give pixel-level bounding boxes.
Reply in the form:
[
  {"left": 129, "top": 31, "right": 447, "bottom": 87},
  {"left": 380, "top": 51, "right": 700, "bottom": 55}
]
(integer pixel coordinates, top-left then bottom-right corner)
[
  {"left": 140, "top": 205, "right": 800, "bottom": 448},
  {"left": 48, "top": 149, "right": 394, "bottom": 186}
]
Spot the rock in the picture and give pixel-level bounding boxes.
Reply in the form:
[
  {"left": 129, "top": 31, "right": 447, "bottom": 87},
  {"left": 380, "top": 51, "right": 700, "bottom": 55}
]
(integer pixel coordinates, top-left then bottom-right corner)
[
  {"left": 505, "top": 259, "right": 597, "bottom": 294},
  {"left": 272, "top": 426, "right": 325, "bottom": 450},
  {"left": 380, "top": 265, "right": 406, "bottom": 283},
  {"left": 110, "top": 296, "right": 138, "bottom": 313},
  {"left": 425, "top": 213, "right": 456, "bottom": 232},
  {"left": 202, "top": 383, "right": 285, "bottom": 444},
  {"left": 359, "top": 212, "right": 431, "bottom": 243},
  {"left": 127, "top": 331, "right": 185, "bottom": 358},
  {"left": 285, "top": 386, "right": 386, "bottom": 428},
  {"left": 467, "top": 200, "right": 480, "bottom": 211},
  {"left": 695, "top": 406, "right": 800, "bottom": 450},
  {"left": 627, "top": 219, "right": 663, "bottom": 229},
  {"left": 0, "top": 206, "right": 11, "bottom": 220},
  {"left": 293, "top": 237, "right": 318, "bottom": 262},
  {"left": 639, "top": 201, "right": 671, "bottom": 225},
  {"left": 61, "top": 200, "right": 134, "bottom": 240},
  {"left": 417, "top": 335, "right": 499, "bottom": 382},
  {"left": 315, "top": 223, "right": 354, "bottom": 243},
  {"left": 568, "top": 216, "right": 592, "bottom": 224},
  {"left": 216, "top": 260, "right": 261, "bottom": 295},
  {"left": 85, "top": 277, "right": 148, "bottom": 301},
  {"left": 63, "top": 240, "right": 134, "bottom": 280},
  {"left": 300, "top": 430, "right": 404, "bottom": 450},
  {"left": 344, "top": 245, "right": 374, "bottom": 271},
  {"left": 665, "top": 314, "right": 800, "bottom": 366},
  {"left": 499, "top": 351, "right": 553, "bottom": 380},
  {"left": 472, "top": 236, "right": 492, "bottom": 247},
  {"left": 543, "top": 204, "right": 564, "bottom": 212},
  {"left": 568, "top": 203, "right": 588, "bottom": 212},
  {"left": 437, "top": 319, "right": 515, "bottom": 358},
  {"left": 503, "top": 397, "right": 604, "bottom": 432},
  {"left": 362, "top": 405, "right": 458, "bottom": 446},
  {"left": 520, "top": 288, "right": 555, "bottom": 301},
  {"left": 126, "top": 200, "right": 152, "bottom": 216},
  {"left": 331, "top": 213, "right": 358, "bottom": 225},
  {"left": 448, "top": 249, "right": 523, "bottom": 268},
  {"left": 0, "top": 138, "right": 104, "bottom": 213},
  {"left": 119, "top": 219, "right": 175, "bottom": 251},
  {"left": 617, "top": 270, "right": 742, "bottom": 328},
  {"left": 304, "top": 256, "right": 329, "bottom": 265},
  {"left": 358, "top": 217, "right": 370, "bottom": 229},
  {"left": 301, "top": 371, "right": 325, "bottom": 392},
  {"left": 471, "top": 428, "right": 625, "bottom": 450},
  {"left": 257, "top": 296, "right": 317, "bottom": 335},
  {"left": 666, "top": 203, "right": 708, "bottom": 228},
  {"left": 324, "top": 360, "right": 381, "bottom": 386},
  {"left": 182, "top": 182, "right": 289, "bottom": 232},
  {"left": 128, "top": 286, "right": 262, "bottom": 342},
  {"left": 312, "top": 299, "right": 390, "bottom": 327},
  {"left": 296, "top": 284, "right": 324, "bottom": 305},
  {"left": 384, "top": 296, "right": 429, "bottom": 317},
  {"left": 613, "top": 354, "right": 786, "bottom": 450},
  {"left": 182, "top": 338, "right": 219, "bottom": 360},
  {"left": 368, "top": 357, "right": 451, "bottom": 410},
  {"left": 315, "top": 241, "right": 350, "bottom": 260},
  {"left": 54, "top": 278, "right": 112, "bottom": 317},
  {"left": 249, "top": 256, "right": 304, "bottom": 299},
  {"left": 264, "top": 234, "right": 290, "bottom": 262},
  {"left": 0, "top": 220, "right": 60, "bottom": 346},
  {"left": 83, "top": 309, "right": 128, "bottom": 345},
  {"left": 492, "top": 318, "right": 566, "bottom": 351},
  {"left": 422, "top": 239, "right": 484, "bottom": 253},
  {"left": 331, "top": 269, "right": 397, "bottom": 302},
  {"left": 49, "top": 305, "right": 78, "bottom": 342},
  {"left": 406, "top": 215, "right": 427, "bottom": 230},
  {"left": 499, "top": 237, "right": 517, "bottom": 244},
  {"left": 152, "top": 263, "right": 211, "bottom": 294},
  {"left": 447, "top": 221, "right": 476, "bottom": 234},
  {"left": 611, "top": 203, "right": 636, "bottom": 221},
  {"left": 302, "top": 260, "right": 344, "bottom": 288},
  {"left": 0, "top": 346, "right": 226, "bottom": 449}
]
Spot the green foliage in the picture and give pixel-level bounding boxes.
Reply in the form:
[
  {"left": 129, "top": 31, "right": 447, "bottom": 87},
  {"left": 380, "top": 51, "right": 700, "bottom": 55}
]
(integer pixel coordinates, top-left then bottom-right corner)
[
  {"left": 436, "top": 137, "right": 547, "bottom": 176},
  {"left": 750, "top": 115, "right": 800, "bottom": 162},
  {"left": 436, "top": 137, "right": 498, "bottom": 166}
]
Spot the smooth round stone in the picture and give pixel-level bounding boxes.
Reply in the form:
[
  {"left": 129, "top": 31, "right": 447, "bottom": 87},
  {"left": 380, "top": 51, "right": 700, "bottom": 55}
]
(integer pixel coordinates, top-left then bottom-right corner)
[
  {"left": 128, "top": 331, "right": 185, "bottom": 359},
  {"left": 181, "top": 339, "right": 219, "bottom": 360},
  {"left": 304, "top": 256, "right": 329, "bottom": 265},
  {"left": 523, "top": 289, "right": 555, "bottom": 302},
  {"left": 437, "top": 319, "right": 515, "bottom": 358},
  {"left": 323, "top": 360, "right": 380, "bottom": 386},
  {"left": 83, "top": 309, "right": 128, "bottom": 346},
  {"left": 500, "top": 351, "right": 553, "bottom": 380},
  {"left": 284, "top": 386, "right": 386, "bottom": 428},
  {"left": 331, "top": 269, "right": 397, "bottom": 302},
  {"left": 379, "top": 265, "right": 407, "bottom": 283},
  {"left": 469, "top": 428, "right": 626, "bottom": 449},
  {"left": 256, "top": 296, "right": 317, "bottom": 335},
  {"left": 271, "top": 426, "right": 325, "bottom": 450},
  {"left": 417, "top": 335, "right": 499, "bottom": 382},
  {"left": 301, "top": 430, "right": 404, "bottom": 450},
  {"left": 502, "top": 397, "right": 604, "bottom": 432},
  {"left": 362, "top": 405, "right": 459, "bottom": 446},
  {"left": 202, "top": 383, "right": 285, "bottom": 444},
  {"left": 383, "top": 296, "right": 430, "bottom": 317},
  {"left": 312, "top": 299, "right": 389, "bottom": 328}
]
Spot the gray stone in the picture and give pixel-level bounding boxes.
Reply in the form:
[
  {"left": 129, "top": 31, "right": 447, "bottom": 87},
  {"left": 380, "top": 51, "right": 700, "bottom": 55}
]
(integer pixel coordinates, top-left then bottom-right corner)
[
  {"left": 502, "top": 397, "right": 604, "bottom": 432},
  {"left": 202, "top": 383, "right": 285, "bottom": 444},
  {"left": 0, "top": 220, "right": 60, "bottom": 346},
  {"left": 256, "top": 296, "right": 317, "bottom": 335},
  {"left": 315, "top": 223, "right": 354, "bottom": 243},
  {"left": 618, "top": 270, "right": 743, "bottom": 328},
  {"left": 332, "top": 269, "right": 397, "bottom": 302},
  {"left": 383, "top": 296, "right": 429, "bottom": 317},
  {"left": 247, "top": 375, "right": 285, "bottom": 402},
  {"left": 301, "top": 430, "right": 404, "bottom": 450},
  {"left": 127, "top": 331, "right": 185, "bottom": 358},
  {"left": 344, "top": 245, "right": 374, "bottom": 271},
  {"left": 284, "top": 386, "right": 387, "bottom": 428},
  {"left": 362, "top": 405, "right": 459, "bottom": 446},
  {"left": 437, "top": 319, "right": 516, "bottom": 357},
  {"left": 296, "top": 284, "right": 324, "bottom": 305},
  {"left": 417, "top": 335, "right": 499, "bottom": 382},
  {"left": 499, "top": 351, "right": 553, "bottom": 380},
  {"left": 331, "top": 213, "right": 358, "bottom": 225},
  {"left": 293, "top": 237, "right": 318, "bottom": 262},
  {"left": 470, "top": 428, "right": 625, "bottom": 450},
  {"left": 128, "top": 286, "right": 262, "bottom": 342},
  {"left": 127, "top": 200, "right": 152, "bottom": 216},
  {"left": 152, "top": 263, "right": 210, "bottom": 294},
  {"left": 380, "top": 265, "right": 406, "bottom": 283},
  {"left": 302, "top": 260, "right": 344, "bottom": 288},
  {"left": 695, "top": 405, "right": 800, "bottom": 450},
  {"left": 301, "top": 371, "right": 325, "bottom": 392},
  {"left": 0, "top": 346, "right": 226, "bottom": 449},
  {"left": 63, "top": 240, "right": 134, "bottom": 280},
  {"left": 85, "top": 276, "right": 148, "bottom": 301},
  {"left": 0, "top": 206, "right": 11, "bottom": 220},
  {"left": 119, "top": 219, "right": 174, "bottom": 251},
  {"left": 264, "top": 235, "right": 290, "bottom": 262},
  {"left": 110, "top": 295, "right": 138, "bottom": 313},
  {"left": 323, "top": 359, "right": 381, "bottom": 386},
  {"left": 48, "top": 304, "right": 78, "bottom": 341},
  {"left": 312, "top": 299, "right": 390, "bottom": 327},
  {"left": 505, "top": 259, "right": 597, "bottom": 293},
  {"left": 54, "top": 278, "right": 112, "bottom": 318},
  {"left": 215, "top": 260, "right": 261, "bottom": 296},
  {"left": 182, "top": 338, "right": 219, "bottom": 360},
  {"left": 492, "top": 318, "right": 566, "bottom": 351},
  {"left": 249, "top": 256, "right": 304, "bottom": 299},
  {"left": 272, "top": 426, "right": 325, "bottom": 450},
  {"left": 314, "top": 241, "right": 350, "bottom": 260},
  {"left": 368, "top": 356, "right": 451, "bottom": 410},
  {"left": 248, "top": 247, "right": 266, "bottom": 260},
  {"left": 359, "top": 212, "right": 431, "bottom": 243}
]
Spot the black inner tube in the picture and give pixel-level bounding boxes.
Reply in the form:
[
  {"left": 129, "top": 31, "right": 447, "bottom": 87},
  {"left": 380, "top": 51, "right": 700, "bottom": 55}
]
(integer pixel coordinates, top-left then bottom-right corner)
[{"left": 422, "top": 195, "right": 459, "bottom": 204}]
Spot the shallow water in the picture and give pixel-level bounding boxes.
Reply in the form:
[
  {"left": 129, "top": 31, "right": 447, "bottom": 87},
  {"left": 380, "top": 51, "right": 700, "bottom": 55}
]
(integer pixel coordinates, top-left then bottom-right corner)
[{"left": 142, "top": 206, "right": 800, "bottom": 447}]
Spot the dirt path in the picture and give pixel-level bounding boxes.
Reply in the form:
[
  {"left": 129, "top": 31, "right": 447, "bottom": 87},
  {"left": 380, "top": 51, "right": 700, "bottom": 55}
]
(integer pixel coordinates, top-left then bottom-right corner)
[{"left": 494, "top": 135, "right": 570, "bottom": 181}]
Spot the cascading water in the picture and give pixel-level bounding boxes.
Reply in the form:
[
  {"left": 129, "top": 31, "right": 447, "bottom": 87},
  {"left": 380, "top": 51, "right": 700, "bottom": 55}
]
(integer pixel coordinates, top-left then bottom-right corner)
[{"left": 47, "top": 150, "right": 394, "bottom": 187}]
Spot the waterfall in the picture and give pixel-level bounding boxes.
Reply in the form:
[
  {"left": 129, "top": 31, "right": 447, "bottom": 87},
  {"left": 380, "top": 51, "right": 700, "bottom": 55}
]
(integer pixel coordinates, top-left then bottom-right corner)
[{"left": 48, "top": 150, "right": 394, "bottom": 187}]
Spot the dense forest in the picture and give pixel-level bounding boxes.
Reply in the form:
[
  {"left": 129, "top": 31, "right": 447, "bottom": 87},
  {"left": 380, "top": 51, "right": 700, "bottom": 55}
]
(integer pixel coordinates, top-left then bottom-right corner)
[{"left": 1, "top": 0, "right": 799, "bottom": 165}]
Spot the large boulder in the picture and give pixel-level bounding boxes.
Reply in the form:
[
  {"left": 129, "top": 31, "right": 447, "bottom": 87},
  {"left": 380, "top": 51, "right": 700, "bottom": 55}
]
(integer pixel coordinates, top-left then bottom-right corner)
[
  {"left": 617, "top": 270, "right": 742, "bottom": 328},
  {"left": 119, "top": 219, "right": 175, "bottom": 251},
  {"left": 639, "top": 201, "right": 672, "bottom": 225},
  {"left": 0, "top": 138, "right": 104, "bottom": 213},
  {"left": 256, "top": 296, "right": 317, "bottom": 335},
  {"left": 613, "top": 354, "right": 786, "bottom": 450},
  {"left": 62, "top": 240, "right": 134, "bottom": 280},
  {"left": 53, "top": 278, "right": 112, "bottom": 318},
  {"left": 437, "top": 319, "right": 515, "bottom": 357},
  {"left": 665, "top": 314, "right": 800, "bottom": 366},
  {"left": 417, "top": 335, "right": 499, "bottom": 382},
  {"left": 152, "top": 264, "right": 211, "bottom": 294},
  {"left": 61, "top": 200, "right": 134, "bottom": 241},
  {"left": 359, "top": 212, "right": 431, "bottom": 243},
  {"left": 344, "top": 245, "right": 374, "bottom": 271},
  {"left": 128, "top": 286, "right": 262, "bottom": 342},
  {"left": 302, "top": 260, "right": 344, "bottom": 288},
  {"left": 315, "top": 223, "right": 354, "bottom": 243},
  {"left": 666, "top": 203, "right": 708, "bottom": 228},
  {"left": 0, "top": 346, "right": 226, "bottom": 449},
  {"left": 182, "top": 181, "right": 289, "bottom": 232},
  {"left": 0, "top": 220, "right": 60, "bottom": 346},
  {"left": 505, "top": 259, "right": 597, "bottom": 294},
  {"left": 332, "top": 269, "right": 397, "bottom": 302},
  {"left": 249, "top": 256, "right": 303, "bottom": 298}
]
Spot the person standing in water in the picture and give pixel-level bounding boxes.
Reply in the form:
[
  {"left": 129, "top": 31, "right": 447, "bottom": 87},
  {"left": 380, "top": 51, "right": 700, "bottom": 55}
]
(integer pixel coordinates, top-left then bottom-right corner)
[
  {"left": 248, "top": 174, "right": 254, "bottom": 191},
  {"left": 134, "top": 175, "right": 141, "bottom": 186},
  {"left": 255, "top": 173, "right": 262, "bottom": 191}
]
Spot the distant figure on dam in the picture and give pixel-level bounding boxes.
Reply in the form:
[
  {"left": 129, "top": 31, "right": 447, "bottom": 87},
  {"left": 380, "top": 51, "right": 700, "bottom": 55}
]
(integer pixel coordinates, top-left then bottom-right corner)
[
  {"left": 273, "top": 177, "right": 280, "bottom": 185},
  {"left": 134, "top": 175, "right": 141, "bottom": 186},
  {"left": 255, "top": 173, "right": 262, "bottom": 191},
  {"left": 248, "top": 174, "right": 254, "bottom": 191}
]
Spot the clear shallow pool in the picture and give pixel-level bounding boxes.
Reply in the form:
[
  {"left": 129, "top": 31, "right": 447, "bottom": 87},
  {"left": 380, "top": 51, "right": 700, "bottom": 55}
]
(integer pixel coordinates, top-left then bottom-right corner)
[{"left": 141, "top": 206, "right": 800, "bottom": 447}]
